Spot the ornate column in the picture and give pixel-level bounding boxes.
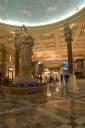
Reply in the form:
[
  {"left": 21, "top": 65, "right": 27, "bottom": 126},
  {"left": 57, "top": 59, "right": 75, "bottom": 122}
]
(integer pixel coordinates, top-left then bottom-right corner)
[
  {"left": 15, "top": 48, "right": 19, "bottom": 77},
  {"left": 14, "top": 32, "right": 20, "bottom": 78},
  {"left": 83, "top": 59, "right": 85, "bottom": 78},
  {"left": 2, "top": 47, "right": 6, "bottom": 77},
  {"left": 64, "top": 24, "right": 77, "bottom": 95},
  {"left": 64, "top": 24, "right": 73, "bottom": 75}
]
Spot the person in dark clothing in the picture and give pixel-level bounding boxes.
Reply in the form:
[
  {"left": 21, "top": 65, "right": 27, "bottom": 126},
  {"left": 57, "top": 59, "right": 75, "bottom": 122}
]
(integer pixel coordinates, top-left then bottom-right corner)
[
  {"left": 49, "top": 76, "right": 53, "bottom": 83},
  {"left": 0, "top": 72, "right": 3, "bottom": 86},
  {"left": 60, "top": 74, "right": 63, "bottom": 84},
  {"left": 0, "top": 77, "right": 1, "bottom": 86},
  {"left": 64, "top": 74, "right": 69, "bottom": 85},
  {"left": 39, "top": 75, "right": 42, "bottom": 83}
]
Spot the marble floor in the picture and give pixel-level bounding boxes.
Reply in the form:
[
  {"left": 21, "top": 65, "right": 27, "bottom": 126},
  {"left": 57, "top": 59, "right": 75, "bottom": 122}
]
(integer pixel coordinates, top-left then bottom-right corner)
[{"left": 0, "top": 79, "right": 85, "bottom": 128}]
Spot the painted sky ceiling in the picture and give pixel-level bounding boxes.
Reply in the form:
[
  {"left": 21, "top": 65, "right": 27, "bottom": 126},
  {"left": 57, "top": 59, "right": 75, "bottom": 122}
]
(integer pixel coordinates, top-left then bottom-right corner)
[{"left": 0, "top": 0, "right": 85, "bottom": 26}]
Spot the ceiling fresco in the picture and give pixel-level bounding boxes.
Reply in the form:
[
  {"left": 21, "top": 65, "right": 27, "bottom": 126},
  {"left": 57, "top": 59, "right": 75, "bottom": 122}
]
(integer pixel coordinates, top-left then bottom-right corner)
[{"left": 0, "top": 0, "right": 85, "bottom": 26}]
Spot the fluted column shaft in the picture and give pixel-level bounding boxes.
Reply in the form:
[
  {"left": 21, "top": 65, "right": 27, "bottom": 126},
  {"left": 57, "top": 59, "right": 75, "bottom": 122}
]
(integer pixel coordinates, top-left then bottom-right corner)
[
  {"left": 2, "top": 47, "right": 6, "bottom": 77},
  {"left": 64, "top": 24, "right": 73, "bottom": 75},
  {"left": 66, "top": 40, "right": 73, "bottom": 75},
  {"left": 15, "top": 48, "right": 19, "bottom": 77}
]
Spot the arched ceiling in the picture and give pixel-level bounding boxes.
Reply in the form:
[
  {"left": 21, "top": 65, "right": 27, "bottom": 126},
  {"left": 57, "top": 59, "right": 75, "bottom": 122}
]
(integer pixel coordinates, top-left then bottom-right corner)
[
  {"left": 0, "top": 0, "right": 85, "bottom": 26},
  {"left": 0, "top": 7, "right": 85, "bottom": 67}
]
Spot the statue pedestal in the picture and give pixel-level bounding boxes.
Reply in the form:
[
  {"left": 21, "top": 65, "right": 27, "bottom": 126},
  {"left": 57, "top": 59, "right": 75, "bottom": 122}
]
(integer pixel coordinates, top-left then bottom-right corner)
[
  {"left": 66, "top": 74, "right": 78, "bottom": 96},
  {"left": 2, "top": 85, "right": 47, "bottom": 96},
  {"left": 13, "top": 77, "right": 37, "bottom": 84}
]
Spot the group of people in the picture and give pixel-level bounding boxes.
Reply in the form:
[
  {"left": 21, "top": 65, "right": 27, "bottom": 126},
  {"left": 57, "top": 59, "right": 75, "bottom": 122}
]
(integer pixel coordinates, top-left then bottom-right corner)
[
  {"left": 38, "top": 74, "right": 59, "bottom": 84},
  {"left": 39, "top": 75, "right": 48, "bottom": 84},
  {"left": 34, "top": 72, "right": 69, "bottom": 85}
]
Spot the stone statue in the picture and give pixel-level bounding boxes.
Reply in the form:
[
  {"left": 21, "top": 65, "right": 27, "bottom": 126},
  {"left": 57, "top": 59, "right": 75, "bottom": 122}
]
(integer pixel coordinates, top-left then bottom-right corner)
[
  {"left": 20, "top": 34, "right": 34, "bottom": 80},
  {"left": 20, "top": 34, "right": 34, "bottom": 65},
  {"left": 14, "top": 25, "right": 34, "bottom": 82}
]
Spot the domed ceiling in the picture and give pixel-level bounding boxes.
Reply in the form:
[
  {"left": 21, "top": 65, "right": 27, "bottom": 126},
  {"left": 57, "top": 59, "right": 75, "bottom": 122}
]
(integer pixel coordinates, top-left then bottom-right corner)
[{"left": 0, "top": 0, "right": 85, "bottom": 26}]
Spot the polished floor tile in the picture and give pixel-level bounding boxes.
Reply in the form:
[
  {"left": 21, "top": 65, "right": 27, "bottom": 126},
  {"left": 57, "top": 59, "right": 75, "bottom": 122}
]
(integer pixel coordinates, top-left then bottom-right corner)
[{"left": 0, "top": 79, "right": 85, "bottom": 128}]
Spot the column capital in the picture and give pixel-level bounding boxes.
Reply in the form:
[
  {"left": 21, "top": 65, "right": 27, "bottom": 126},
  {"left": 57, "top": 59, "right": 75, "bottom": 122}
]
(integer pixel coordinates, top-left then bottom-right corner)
[{"left": 64, "top": 23, "right": 73, "bottom": 42}]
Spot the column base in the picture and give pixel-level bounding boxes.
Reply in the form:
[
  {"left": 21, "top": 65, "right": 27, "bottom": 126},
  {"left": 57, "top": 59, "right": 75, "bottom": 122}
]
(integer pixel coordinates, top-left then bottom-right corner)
[{"left": 66, "top": 74, "right": 78, "bottom": 96}]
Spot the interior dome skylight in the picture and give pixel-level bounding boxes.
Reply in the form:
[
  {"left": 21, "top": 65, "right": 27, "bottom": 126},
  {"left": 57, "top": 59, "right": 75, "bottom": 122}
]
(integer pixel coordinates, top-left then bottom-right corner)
[{"left": 0, "top": 0, "right": 85, "bottom": 26}]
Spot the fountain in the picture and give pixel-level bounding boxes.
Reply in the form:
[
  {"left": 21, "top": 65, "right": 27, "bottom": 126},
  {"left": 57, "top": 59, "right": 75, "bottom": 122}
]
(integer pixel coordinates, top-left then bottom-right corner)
[{"left": 2, "top": 25, "right": 46, "bottom": 95}]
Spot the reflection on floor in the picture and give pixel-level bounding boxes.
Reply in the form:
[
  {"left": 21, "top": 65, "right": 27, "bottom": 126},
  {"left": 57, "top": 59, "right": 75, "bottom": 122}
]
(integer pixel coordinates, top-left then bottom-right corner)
[{"left": 0, "top": 79, "right": 85, "bottom": 128}]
